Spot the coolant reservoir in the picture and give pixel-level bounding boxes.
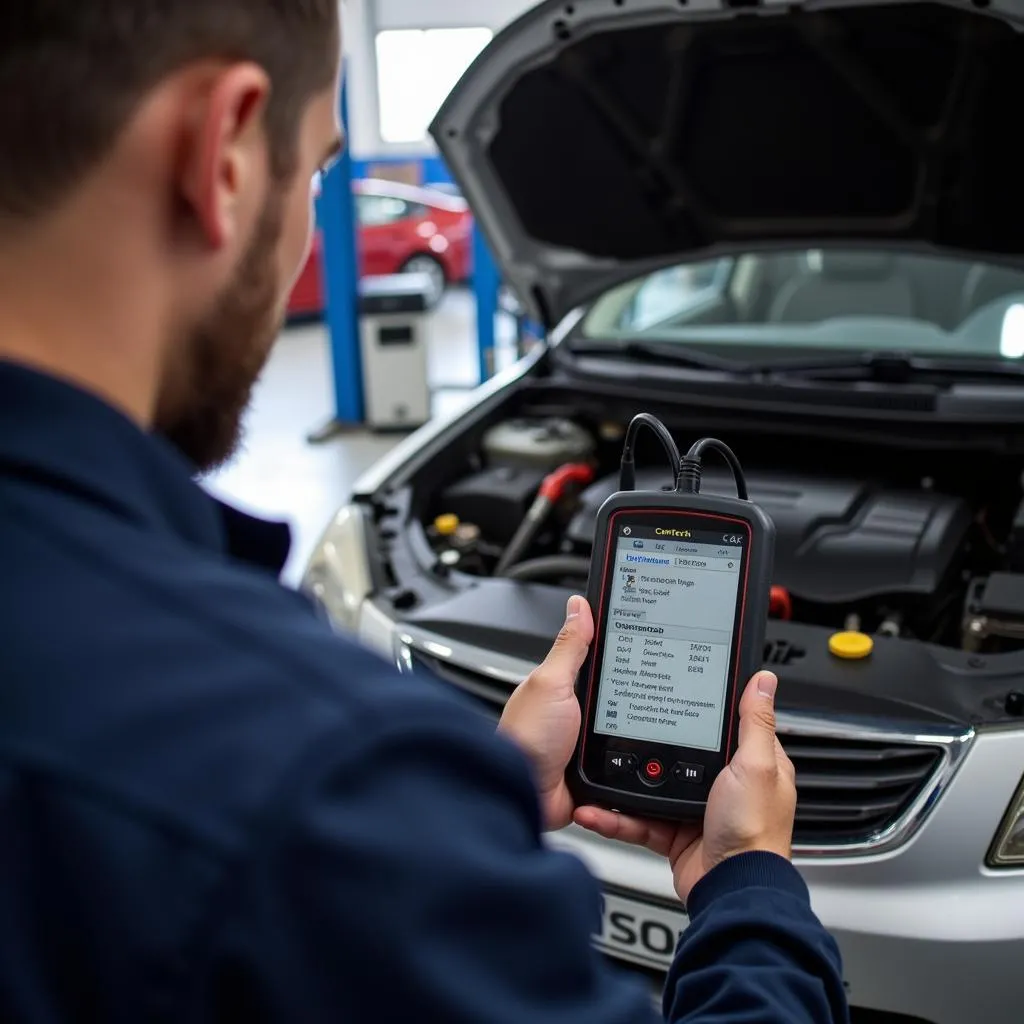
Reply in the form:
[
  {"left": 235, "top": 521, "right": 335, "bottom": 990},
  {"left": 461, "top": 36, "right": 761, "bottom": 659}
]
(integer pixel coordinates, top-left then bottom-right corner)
[{"left": 482, "top": 418, "right": 594, "bottom": 471}]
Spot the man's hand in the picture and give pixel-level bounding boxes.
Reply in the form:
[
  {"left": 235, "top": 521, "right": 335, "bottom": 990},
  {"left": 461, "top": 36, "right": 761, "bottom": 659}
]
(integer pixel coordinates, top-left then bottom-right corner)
[
  {"left": 498, "top": 595, "right": 593, "bottom": 831},
  {"left": 574, "top": 671, "right": 796, "bottom": 904}
]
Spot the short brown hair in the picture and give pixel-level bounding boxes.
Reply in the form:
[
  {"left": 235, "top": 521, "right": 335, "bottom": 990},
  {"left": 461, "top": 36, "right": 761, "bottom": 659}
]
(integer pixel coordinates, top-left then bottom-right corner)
[{"left": 0, "top": 1, "right": 339, "bottom": 219}]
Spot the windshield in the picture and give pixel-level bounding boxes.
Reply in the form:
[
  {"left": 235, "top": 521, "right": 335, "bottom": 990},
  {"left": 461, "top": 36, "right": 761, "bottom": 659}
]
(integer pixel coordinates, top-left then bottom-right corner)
[{"left": 580, "top": 249, "right": 1024, "bottom": 360}]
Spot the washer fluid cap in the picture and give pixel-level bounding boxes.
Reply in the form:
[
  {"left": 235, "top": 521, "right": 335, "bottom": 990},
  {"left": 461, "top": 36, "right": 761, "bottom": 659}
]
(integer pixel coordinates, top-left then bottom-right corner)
[
  {"left": 434, "top": 514, "right": 460, "bottom": 536},
  {"left": 828, "top": 631, "right": 874, "bottom": 660}
]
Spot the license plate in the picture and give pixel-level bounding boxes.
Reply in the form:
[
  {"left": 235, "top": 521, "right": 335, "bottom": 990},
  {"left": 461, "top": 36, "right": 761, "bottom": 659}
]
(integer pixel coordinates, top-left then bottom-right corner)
[{"left": 595, "top": 889, "right": 689, "bottom": 972}]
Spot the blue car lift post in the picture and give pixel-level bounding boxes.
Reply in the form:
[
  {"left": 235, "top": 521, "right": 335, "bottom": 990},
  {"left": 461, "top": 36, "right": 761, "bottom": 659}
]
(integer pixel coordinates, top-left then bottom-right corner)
[
  {"left": 311, "top": 76, "right": 503, "bottom": 433},
  {"left": 473, "top": 224, "right": 501, "bottom": 384},
  {"left": 308, "top": 76, "right": 364, "bottom": 444}
]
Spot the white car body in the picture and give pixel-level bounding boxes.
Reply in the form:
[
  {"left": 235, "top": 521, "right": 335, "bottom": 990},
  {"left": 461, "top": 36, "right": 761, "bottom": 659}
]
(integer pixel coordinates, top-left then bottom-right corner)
[{"left": 306, "top": 1, "right": 1024, "bottom": 1019}]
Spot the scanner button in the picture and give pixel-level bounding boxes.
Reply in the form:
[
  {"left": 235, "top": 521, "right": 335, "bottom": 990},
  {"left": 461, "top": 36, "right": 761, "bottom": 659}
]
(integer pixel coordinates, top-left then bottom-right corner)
[
  {"left": 642, "top": 758, "right": 665, "bottom": 783},
  {"left": 672, "top": 762, "right": 705, "bottom": 785},
  {"left": 606, "top": 752, "right": 638, "bottom": 775}
]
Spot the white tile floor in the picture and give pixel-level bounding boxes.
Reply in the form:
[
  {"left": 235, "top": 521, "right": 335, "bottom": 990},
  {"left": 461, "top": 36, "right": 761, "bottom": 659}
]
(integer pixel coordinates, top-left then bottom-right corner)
[{"left": 204, "top": 286, "right": 516, "bottom": 584}]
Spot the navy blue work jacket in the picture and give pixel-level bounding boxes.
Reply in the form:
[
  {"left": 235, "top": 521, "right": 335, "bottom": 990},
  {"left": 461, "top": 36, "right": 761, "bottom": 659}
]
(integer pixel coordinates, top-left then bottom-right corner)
[{"left": 0, "top": 362, "right": 847, "bottom": 1023}]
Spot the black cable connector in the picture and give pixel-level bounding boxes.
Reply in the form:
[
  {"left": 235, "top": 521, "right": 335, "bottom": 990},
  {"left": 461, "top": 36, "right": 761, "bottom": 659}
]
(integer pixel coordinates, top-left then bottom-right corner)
[
  {"left": 618, "top": 413, "right": 682, "bottom": 492},
  {"left": 680, "top": 437, "right": 748, "bottom": 500},
  {"left": 616, "top": 415, "right": 748, "bottom": 501},
  {"left": 619, "top": 452, "right": 636, "bottom": 492},
  {"left": 675, "top": 456, "right": 702, "bottom": 494}
]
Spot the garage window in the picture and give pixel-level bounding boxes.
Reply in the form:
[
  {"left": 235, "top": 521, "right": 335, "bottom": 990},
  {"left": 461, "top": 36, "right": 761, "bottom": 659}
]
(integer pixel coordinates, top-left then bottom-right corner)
[
  {"left": 376, "top": 28, "right": 493, "bottom": 145},
  {"left": 356, "top": 194, "right": 414, "bottom": 226}
]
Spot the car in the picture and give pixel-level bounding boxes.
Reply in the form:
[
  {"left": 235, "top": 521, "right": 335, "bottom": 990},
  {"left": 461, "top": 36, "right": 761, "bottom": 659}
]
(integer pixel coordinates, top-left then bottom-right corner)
[
  {"left": 301, "top": 1, "right": 1024, "bottom": 1022},
  {"left": 287, "top": 178, "right": 473, "bottom": 317},
  {"left": 423, "top": 181, "right": 464, "bottom": 198}
]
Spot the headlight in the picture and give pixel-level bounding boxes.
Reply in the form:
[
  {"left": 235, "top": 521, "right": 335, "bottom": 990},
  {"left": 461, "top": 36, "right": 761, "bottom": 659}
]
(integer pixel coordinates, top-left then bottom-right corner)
[
  {"left": 988, "top": 774, "right": 1024, "bottom": 867},
  {"left": 302, "top": 504, "right": 374, "bottom": 634}
]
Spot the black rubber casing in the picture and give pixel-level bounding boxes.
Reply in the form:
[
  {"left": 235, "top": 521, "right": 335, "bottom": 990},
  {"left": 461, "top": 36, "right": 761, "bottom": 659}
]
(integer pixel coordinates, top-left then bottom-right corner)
[{"left": 567, "top": 489, "right": 776, "bottom": 820}]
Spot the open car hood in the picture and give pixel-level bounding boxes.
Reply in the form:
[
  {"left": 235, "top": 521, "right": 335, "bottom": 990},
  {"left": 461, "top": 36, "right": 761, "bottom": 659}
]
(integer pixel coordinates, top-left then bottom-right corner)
[{"left": 431, "top": 0, "right": 1024, "bottom": 328}]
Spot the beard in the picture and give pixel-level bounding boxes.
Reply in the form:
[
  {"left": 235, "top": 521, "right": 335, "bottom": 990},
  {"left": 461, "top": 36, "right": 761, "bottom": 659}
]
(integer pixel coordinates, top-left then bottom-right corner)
[{"left": 155, "top": 188, "right": 286, "bottom": 474}]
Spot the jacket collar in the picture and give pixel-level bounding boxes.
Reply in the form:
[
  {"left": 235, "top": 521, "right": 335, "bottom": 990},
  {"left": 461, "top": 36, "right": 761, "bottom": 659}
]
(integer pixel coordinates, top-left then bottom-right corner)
[{"left": 0, "top": 361, "right": 292, "bottom": 576}]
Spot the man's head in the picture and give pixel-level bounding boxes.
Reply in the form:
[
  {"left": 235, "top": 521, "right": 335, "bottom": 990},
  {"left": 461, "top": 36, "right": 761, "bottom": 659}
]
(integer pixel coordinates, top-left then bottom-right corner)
[{"left": 0, "top": 1, "right": 344, "bottom": 470}]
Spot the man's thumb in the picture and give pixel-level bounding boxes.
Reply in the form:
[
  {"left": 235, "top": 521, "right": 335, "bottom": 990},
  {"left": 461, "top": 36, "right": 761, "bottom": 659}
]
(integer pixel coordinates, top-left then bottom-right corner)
[
  {"left": 533, "top": 596, "right": 594, "bottom": 689},
  {"left": 735, "top": 671, "right": 779, "bottom": 761}
]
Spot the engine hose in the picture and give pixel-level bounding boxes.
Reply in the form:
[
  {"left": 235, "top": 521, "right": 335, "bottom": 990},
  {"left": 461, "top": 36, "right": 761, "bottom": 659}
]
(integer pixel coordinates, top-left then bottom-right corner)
[
  {"left": 493, "top": 496, "right": 552, "bottom": 576},
  {"left": 493, "top": 462, "right": 596, "bottom": 577},
  {"left": 502, "top": 556, "right": 592, "bottom": 583}
]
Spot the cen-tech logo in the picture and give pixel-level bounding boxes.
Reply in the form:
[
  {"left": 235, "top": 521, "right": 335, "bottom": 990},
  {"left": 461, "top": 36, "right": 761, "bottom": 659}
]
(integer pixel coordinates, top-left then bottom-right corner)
[{"left": 655, "top": 528, "right": 692, "bottom": 538}]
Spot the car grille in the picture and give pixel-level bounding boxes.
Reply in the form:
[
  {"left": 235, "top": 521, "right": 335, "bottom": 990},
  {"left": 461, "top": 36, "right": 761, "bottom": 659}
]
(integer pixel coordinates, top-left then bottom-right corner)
[{"left": 409, "top": 651, "right": 943, "bottom": 850}]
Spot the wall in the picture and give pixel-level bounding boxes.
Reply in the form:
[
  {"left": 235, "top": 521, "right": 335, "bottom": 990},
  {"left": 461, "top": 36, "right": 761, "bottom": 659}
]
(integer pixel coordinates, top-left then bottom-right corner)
[
  {"left": 344, "top": 0, "right": 537, "bottom": 162},
  {"left": 342, "top": 0, "right": 383, "bottom": 162},
  {"left": 375, "top": 0, "right": 536, "bottom": 31}
]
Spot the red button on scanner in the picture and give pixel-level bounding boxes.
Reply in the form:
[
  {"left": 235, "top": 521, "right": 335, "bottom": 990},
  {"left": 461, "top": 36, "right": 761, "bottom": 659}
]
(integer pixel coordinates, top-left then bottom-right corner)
[{"left": 643, "top": 758, "right": 664, "bottom": 782}]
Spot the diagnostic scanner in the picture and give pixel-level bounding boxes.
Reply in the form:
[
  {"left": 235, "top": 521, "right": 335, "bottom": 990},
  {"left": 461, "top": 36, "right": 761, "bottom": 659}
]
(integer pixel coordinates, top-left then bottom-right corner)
[{"left": 567, "top": 415, "right": 776, "bottom": 820}]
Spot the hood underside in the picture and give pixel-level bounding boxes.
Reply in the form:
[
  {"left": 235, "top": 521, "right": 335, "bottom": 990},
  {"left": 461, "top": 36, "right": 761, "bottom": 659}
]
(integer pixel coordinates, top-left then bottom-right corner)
[{"left": 431, "top": 0, "right": 1024, "bottom": 327}]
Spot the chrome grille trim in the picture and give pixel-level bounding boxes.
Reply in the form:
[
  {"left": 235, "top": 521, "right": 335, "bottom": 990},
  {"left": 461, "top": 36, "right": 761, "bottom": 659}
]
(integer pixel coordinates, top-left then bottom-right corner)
[{"left": 395, "top": 625, "right": 975, "bottom": 860}]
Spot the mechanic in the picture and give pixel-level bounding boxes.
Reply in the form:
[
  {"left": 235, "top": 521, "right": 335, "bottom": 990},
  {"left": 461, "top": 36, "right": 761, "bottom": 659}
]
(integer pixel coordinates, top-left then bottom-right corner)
[{"left": 0, "top": 4, "right": 848, "bottom": 1023}]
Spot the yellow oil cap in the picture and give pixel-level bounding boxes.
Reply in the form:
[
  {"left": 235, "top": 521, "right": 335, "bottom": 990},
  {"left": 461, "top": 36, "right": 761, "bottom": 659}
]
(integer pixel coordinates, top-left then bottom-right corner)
[
  {"left": 434, "top": 514, "right": 460, "bottom": 537},
  {"left": 828, "top": 631, "right": 874, "bottom": 660}
]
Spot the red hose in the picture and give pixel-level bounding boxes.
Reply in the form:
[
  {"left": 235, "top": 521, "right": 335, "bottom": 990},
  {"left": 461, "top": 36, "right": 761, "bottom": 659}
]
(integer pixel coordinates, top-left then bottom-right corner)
[
  {"left": 538, "top": 462, "right": 596, "bottom": 502},
  {"left": 494, "top": 463, "right": 595, "bottom": 576}
]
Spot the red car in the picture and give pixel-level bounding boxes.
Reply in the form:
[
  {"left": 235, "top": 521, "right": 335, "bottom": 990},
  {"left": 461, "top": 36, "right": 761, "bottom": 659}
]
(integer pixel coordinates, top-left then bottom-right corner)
[{"left": 288, "top": 178, "right": 473, "bottom": 317}]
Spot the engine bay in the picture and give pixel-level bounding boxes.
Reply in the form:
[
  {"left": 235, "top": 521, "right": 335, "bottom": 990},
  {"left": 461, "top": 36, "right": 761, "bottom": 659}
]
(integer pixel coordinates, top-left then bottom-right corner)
[{"left": 414, "top": 414, "right": 1024, "bottom": 655}]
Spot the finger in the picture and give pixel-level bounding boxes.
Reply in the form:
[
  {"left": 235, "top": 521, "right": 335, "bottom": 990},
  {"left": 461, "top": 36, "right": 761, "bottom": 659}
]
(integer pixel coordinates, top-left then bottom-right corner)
[
  {"left": 734, "top": 670, "right": 780, "bottom": 768},
  {"left": 573, "top": 806, "right": 681, "bottom": 856},
  {"left": 529, "top": 596, "right": 594, "bottom": 694}
]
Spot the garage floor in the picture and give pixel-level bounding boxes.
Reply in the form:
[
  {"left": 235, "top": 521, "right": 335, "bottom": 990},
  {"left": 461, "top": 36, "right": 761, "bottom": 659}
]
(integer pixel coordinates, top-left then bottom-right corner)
[{"left": 205, "top": 286, "right": 514, "bottom": 585}]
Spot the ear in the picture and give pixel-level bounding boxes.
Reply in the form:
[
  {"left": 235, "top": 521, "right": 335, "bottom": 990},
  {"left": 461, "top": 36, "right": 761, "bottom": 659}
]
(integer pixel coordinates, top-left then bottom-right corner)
[{"left": 179, "top": 64, "right": 272, "bottom": 250}]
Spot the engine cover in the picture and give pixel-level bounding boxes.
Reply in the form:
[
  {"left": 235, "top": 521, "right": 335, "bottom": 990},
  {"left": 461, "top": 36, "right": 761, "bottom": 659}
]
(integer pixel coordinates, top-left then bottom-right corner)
[{"left": 565, "top": 468, "right": 972, "bottom": 604}]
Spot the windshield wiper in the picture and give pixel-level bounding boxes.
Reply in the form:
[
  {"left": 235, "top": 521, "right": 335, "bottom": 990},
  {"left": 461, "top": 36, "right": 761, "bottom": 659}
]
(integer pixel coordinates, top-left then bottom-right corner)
[
  {"left": 565, "top": 339, "right": 754, "bottom": 374},
  {"left": 564, "top": 342, "right": 1024, "bottom": 386},
  {"left": 759, "top": 351, "right": 1024, "bottom": 384}
]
